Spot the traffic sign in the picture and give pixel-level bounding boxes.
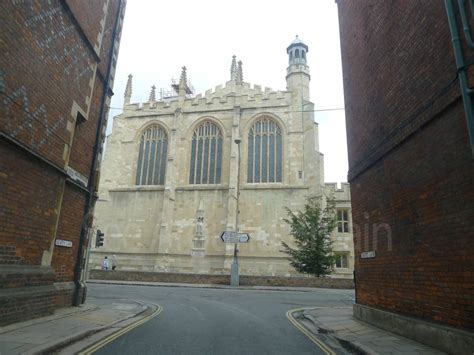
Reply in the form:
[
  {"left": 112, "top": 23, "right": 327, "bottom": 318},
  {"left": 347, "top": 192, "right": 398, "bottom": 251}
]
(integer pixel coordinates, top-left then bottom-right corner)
[{"left": 220, "top": 231, "right": 250, "bottom": 243}]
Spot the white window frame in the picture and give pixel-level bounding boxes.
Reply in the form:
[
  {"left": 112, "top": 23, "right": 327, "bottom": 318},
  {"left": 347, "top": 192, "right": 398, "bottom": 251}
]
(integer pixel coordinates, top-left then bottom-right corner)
[
  {"left": 337, "top": 209, "right": 350, "bottom": 233},
  {"left": 335, "top": 253, "right": 349, "bottom": 269}
]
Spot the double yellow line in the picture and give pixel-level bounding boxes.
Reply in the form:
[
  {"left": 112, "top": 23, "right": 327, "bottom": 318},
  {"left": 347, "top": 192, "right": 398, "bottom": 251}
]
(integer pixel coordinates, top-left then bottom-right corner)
[
  {"left": 79, "top": 305, "right": 163, "bottom": 354},
  {"left": 80, "top": 305, "right": 332, "bottom": 354},
  {"left": 286, "top": 308, "right": 336, "bottom": 355}
]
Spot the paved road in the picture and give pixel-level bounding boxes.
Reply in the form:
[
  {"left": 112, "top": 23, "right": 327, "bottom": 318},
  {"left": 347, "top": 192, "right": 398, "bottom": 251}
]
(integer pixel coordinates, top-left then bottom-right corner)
[{"left": 87, "top": 284, "right": 355, "bottom": 355}]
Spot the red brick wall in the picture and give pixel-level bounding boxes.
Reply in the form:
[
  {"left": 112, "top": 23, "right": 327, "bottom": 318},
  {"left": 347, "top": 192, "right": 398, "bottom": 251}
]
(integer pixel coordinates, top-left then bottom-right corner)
[
  {"left": 98, "top": 0, "right": 122, "bottom": 76},
  {"left": 68, "top": 78, "right": 104, "bottom": 177},
  {"left": 338, "top": 1, "right": 465, "bottom": 176},
  {"left": 52, "top": 186, "right": 87, "bottom": 282},
  {"left": 66, "top": 0, "right": 123, "bottom": 177},
  {"left": 0, "top": 140, "right": 62, "bottom": 265},
  {"left": 0, "top": 0, "right": 110, "bottom": 268},
  {"left": 0, "top": 1, "right": 97, "bottom": 166},
  {"left": 0, "top": 0, "right": 125, "bottom": 325},
  {"left": 0, "top": 266, "right": 56, "bottom": 326},
  {"left": 338, "top": 0, "right": 474, "bottom": 330},
  {"left": 66, "top": 0, "right": 106, "bottom": 52}
]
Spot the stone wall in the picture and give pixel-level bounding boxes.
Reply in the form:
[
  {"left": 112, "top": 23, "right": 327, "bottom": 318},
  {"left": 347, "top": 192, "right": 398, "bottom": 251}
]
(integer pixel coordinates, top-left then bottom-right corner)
[
  {"left": 90, "top": 270, "right": 354, "bottom": 289},
  {"left": 91, "top": 187, "right": 315, "bottom": 276},
  {"left": 324, "top": 183, "right": 354, "bottom": 278}
]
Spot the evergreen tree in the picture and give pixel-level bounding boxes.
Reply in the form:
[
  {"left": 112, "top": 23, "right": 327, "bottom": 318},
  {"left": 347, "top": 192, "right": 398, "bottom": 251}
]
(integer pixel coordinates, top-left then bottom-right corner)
[{"left": 281, "top": 196, "right": 337, "bottom": 277}]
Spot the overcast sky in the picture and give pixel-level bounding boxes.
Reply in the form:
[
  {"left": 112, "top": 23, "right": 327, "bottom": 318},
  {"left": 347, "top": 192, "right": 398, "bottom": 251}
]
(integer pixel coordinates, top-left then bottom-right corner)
[{"left": 108, "top": 0, "right": 348, "bottom": 183}]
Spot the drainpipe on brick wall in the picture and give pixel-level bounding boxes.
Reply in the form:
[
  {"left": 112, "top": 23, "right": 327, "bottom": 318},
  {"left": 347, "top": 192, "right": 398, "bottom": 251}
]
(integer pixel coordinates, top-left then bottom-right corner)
[
  {"left": 445, "top": 0, "right": 474, "bottom": 155},
  {"left": 73, "top": 0, "right": 124, "bottom": 306}
]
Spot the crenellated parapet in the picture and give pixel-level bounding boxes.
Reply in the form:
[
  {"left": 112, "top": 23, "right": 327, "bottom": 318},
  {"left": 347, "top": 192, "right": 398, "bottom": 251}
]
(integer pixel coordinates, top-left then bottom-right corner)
[
  {"left": 202, "top": 80, "right": 281, "bottom": 99},
  {"left": 121, "top": 78, "right": 293, "bottom": 117},
  {"left": 324, "top": 182, "right": 351, "bottom": 202}
]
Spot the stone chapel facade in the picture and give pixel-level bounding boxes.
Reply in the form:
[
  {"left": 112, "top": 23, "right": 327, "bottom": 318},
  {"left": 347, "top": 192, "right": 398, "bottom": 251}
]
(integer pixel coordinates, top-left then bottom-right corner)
[{"left": 89, "top": 37, "right": 354, "bottom": 278}]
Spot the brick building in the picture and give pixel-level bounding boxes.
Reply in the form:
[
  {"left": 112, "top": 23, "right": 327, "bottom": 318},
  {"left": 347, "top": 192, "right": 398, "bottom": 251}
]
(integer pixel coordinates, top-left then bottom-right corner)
[
  {"left": 337, "top": 1, "right": 474, "bottom": 353},
  {"left": 0, "top": 1, "right": 126, "bottom": 325}
]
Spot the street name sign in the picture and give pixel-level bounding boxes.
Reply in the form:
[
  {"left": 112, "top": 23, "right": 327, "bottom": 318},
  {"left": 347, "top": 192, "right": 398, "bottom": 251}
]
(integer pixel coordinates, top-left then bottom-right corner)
[
  {"left": 220, "top": 231, "right": 250, "bottom": 243},
  {"left": 361, "top": 251, "right": 376, "bottom": 259},
  {"left": 55, "top": 239, "right": 73, "bottom": 248}
]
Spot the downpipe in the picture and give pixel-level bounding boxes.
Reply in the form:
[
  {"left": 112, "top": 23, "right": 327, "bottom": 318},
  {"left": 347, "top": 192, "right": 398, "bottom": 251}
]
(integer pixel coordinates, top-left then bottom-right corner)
[{"left": 445, "top": 0, "right": 474, "bottom": 155}]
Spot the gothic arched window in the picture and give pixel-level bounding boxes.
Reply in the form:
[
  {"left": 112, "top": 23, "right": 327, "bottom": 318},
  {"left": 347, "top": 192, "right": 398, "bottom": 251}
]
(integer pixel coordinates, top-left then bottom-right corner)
[
  {"left": 295, "top": 49, "right": 300, "bottom": 58},
  {"left": 247, "top": 117, "right": 282, "bottom": 183},
  {"left": 189, "top": 121, "right": 223, "bottom": 184},
  {"left": 135, "top": 125, "right": 168, "bottom": 185}
]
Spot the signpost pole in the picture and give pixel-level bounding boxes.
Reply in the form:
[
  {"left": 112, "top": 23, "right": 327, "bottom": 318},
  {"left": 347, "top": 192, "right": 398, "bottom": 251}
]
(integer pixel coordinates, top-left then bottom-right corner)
[{"left": 231, "top": 137, "right": 241, "bottom": 286}]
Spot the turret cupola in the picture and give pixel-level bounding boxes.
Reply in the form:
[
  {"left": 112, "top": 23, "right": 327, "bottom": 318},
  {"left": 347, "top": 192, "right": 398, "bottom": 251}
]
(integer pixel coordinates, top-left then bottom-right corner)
[
  {"left": 286, "top": 35, "right": 310, "bottom": 101},
  {"left": 287, "top": 35, "right": 308, "bottom": 66}
]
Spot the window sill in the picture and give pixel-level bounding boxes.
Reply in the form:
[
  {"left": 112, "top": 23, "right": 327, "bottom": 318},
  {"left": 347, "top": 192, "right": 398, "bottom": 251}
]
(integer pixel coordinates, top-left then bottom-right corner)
[
  {"left": 241, "top": 184, "right": 308, "bottom": 190},
  {"left": 110, "top": 186, "right": 165, "bottom": 192},
  {"left": 176, "top": 185, "right": 229, "bottom": 191}
]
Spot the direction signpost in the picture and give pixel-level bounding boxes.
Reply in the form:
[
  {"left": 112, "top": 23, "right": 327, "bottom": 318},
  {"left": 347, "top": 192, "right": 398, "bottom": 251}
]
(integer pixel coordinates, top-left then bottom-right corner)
[
  {"left": 220, "top": 230, "right": 250, "bottom": 286},
  {"left": 220, "top": 231, "right": 250, "bottom": 244},
  {"left": 230, "top": 137, "right": 243, "bottom": 286}
]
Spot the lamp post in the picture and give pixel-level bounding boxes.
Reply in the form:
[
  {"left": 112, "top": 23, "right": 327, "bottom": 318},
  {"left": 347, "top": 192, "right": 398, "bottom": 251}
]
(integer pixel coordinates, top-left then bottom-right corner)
[{"left": 231, "top": 137, "right": 241, "bottom": 286}]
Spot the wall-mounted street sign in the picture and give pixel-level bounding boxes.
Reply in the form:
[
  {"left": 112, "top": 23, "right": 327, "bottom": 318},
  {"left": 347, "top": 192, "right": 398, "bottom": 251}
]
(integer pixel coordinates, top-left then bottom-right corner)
[
  {"left": 220, "top": 231, "right": 250, "bottom": 243},
  {"left": 66, "top": 166, "right": 88, "bottom": 187},
  {"left": 361, "top": 251, "right": 376, "bottom": 259},
  {"left": 55, "top": 239, "right": 73, "bottom": 248}
]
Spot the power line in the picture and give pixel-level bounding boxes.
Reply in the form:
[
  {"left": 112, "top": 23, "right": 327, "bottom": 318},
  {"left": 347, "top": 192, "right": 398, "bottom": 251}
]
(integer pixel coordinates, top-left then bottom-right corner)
[{"left": 292, "top": 108, "right": 345, "bottom": 112}]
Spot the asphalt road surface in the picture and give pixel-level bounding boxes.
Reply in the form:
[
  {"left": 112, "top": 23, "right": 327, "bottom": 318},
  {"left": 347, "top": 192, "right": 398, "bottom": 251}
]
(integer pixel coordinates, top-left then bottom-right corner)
[{"left": 87, "top": 283, "right": 355, "bottom": 355}]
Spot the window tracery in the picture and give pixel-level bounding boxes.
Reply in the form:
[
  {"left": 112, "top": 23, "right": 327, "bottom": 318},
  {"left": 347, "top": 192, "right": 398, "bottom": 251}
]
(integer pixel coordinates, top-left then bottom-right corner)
[
  {"left": 247, "top": 117, "right": 282, "bottom": 183},
  {"left": 189, "top": 121, "right": 223, "bottom": 184}
]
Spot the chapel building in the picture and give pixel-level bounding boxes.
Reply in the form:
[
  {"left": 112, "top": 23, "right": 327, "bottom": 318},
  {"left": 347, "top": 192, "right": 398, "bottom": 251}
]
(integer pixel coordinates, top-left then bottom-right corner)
[{"left": 90, "top": 37, "right": 354, "bottom": 278}]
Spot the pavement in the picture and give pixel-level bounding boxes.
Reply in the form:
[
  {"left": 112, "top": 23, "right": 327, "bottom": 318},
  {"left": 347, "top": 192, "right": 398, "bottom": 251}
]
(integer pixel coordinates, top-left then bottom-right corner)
[
  {"left": 0, "top": 280, "right": 446, "bottom": 354},
  {"left": 0, "top": 297, "right": 157, "bottom": 355},
  {"left": 292, "top": 306, "right": 446, "bottom": 354}
]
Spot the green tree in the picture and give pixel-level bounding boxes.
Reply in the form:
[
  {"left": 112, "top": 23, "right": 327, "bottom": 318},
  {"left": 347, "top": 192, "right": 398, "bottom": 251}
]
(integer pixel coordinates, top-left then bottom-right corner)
[{"left": 281, "top": 196, "right": 337, "bottom": 277}]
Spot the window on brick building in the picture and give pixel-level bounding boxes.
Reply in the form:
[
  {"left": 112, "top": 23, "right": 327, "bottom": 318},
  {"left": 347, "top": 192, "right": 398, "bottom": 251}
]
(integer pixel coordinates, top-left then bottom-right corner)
[
  {"left": 76, "top": 111, "right": 86, "bottom": 125},
  {"left": 247, "top": 117, "right": 282, "bottom": 183},
  {"left": 337, "top": 209, "right": 349, "bottom": 233},
  {"left": 189, "top": 121, "right": 223, "bottom": 184},
  {"left": 335, "top": 254, "right": 348, "bottom": 269},
  {"left": 136, "top": 125, "right": 168, "bottom": 185}
]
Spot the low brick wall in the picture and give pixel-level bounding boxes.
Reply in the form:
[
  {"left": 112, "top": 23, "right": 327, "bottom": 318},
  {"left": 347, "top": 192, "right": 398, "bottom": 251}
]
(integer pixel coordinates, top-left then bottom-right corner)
[
  {"left": 0, "top": 265, "right": 56, "bottom": 326},
  {"left": 54, "top": 282, "right": 76, "bottom": 309},
  {"left": 240, "top": 275, "right": 353, "bottom": 289},
  {"left": 89, "top": 270, "right": 354, "bottom": 289}
]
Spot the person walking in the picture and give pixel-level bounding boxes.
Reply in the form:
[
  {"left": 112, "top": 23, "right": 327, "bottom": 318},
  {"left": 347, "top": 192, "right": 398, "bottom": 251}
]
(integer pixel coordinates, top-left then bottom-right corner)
[
  {"left": 112, "top": 255, "right": 117, "bottom": 270},
  {"left": 102, "top": 256, "right": 110, "bottom": 270}
]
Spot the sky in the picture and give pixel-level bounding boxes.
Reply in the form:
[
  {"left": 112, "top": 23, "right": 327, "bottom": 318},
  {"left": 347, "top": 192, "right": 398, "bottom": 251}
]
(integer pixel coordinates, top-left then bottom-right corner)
[{"left": 107, "top": 0, "right": 348, "bottom": 183}]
